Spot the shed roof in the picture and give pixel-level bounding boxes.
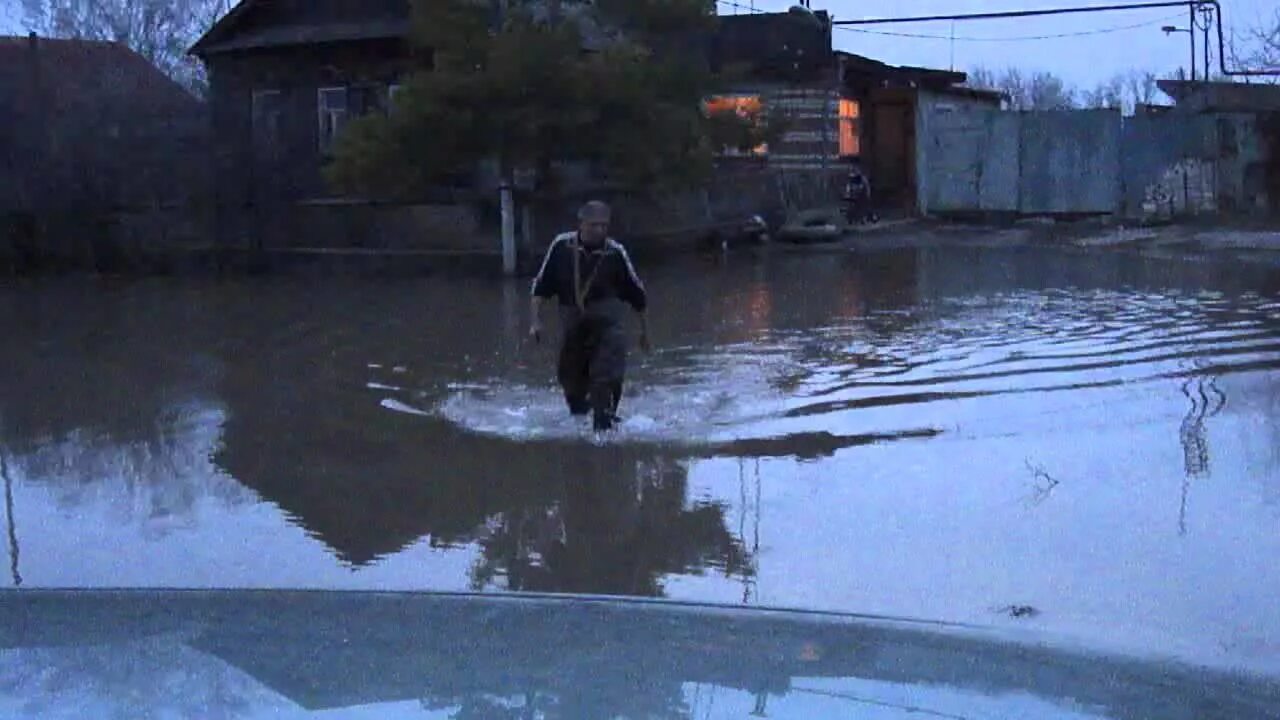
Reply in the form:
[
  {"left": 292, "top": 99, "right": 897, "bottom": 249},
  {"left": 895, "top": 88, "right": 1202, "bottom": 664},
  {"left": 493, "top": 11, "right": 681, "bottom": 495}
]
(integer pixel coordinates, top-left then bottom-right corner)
[{"left": 836, "top": 51, "right": 968, "bottom": 89}]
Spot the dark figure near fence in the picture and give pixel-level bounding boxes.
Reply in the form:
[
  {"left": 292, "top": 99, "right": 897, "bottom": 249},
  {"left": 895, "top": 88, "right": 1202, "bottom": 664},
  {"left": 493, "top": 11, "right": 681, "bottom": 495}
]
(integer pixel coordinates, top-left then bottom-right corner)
[
  {"left": 843, "top": 162, "right": 879, "bottom": 225},
  {"left": 530, "top": 201, "right": 650, "bottom": 432}
]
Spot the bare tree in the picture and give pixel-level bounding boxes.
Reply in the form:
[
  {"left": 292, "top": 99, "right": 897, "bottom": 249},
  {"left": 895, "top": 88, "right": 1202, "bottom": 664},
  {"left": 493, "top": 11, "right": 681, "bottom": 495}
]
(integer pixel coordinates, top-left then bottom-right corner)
[
  {"left": 1246, "top": 9, "right": 1279, "bottom": 67},
  {"left": 967, "top": 66, "right": 1077, "bottom": 110},
  {"left": 1124, "top": 70, "right": 1160, "bottom": 108},
  {"left": 20, "top": 0, "right": 233, "bottom": 95},
  {"left": 1082, "top": 76, "right": 1124, "bottom": 110},
  {"left": 1082, "top": 70, "right": 1162, "bottom": 114},
  {"left": 1026, "top": 71, "right": 1077, "bottom": 110},
  {"left": 965, "top": 66, "right": 998, "bottom": 93},
  {"left": 1227, "top": 8, "right": 1279, "bottom": 81}
]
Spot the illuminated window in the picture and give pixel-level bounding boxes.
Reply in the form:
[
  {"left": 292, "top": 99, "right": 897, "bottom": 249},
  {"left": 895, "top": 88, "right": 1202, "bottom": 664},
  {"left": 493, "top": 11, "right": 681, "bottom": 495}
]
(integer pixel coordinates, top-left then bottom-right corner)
[
  {"left": 704, "top": 94, "right": 762, "bottom": 117},
  {"left": 838, "top": 98, "right": 861, "bottom": 157},
  {"left": 704, "top": 94, "right": 768, "bottom": 157}
]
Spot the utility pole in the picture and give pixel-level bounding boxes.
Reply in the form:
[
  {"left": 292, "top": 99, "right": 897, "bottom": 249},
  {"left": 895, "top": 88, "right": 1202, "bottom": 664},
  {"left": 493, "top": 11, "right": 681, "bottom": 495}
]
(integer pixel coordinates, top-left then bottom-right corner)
[
  {"left": 1188, "top": 3, "right": 1197, "bottom": 81},
  {"left": 1200, "top": 4, "right": 1212, "bottom": 82}
]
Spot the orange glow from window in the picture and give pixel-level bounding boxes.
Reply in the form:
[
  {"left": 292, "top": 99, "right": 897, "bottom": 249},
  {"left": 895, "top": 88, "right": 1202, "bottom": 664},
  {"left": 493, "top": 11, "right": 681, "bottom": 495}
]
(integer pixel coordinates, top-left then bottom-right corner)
[
  {"left": 705, "top": 94, "right": 768, "bottom": 157},
  {"left": 704, "top": 95, "right": 764, "bottom": 118},
  {"left": 839, "top": 98, "right": 860, "bottom": 157}
]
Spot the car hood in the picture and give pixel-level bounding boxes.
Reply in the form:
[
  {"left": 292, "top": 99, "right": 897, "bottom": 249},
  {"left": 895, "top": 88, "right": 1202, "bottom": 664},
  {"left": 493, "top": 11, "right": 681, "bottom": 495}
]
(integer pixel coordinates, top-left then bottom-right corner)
[{"left": 0, "top": 590, "right": 1276, "bottom": 719}]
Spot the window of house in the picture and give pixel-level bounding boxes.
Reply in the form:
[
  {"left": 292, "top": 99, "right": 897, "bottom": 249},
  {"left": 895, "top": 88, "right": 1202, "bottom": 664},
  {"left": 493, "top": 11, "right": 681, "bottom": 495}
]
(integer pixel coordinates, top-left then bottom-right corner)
[
  {"left": 317, "top": 86, "right": 349, "bottom": 153},
  {"left": 252, "top": 90, "right": 283, "bottom": 153},
  {"left": 349, "top": 85, "right": 384, "bottom": 117},
  {"left": 704, "top": 94, "right": 769, "bottom": 157},
  {"left": 838, "top": 98, "right": 860, "bottom": 157}
]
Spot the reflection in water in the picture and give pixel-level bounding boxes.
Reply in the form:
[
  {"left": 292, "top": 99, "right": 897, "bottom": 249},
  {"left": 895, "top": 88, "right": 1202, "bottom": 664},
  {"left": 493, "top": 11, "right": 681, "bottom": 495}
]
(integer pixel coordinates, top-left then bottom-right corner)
[
  {"left": 0, "top": 249, "right": 1278, "bottom": 671},
  {"left": 11, "top": 406, "right": 251, "bottom": 534},
  {"left": 737, "top": 458, "right": 761, "bottom": 605},
  {"left": 1177, "top": 371, "right": 1227, "bottom": 536},
  {"left": 470, "top": 456, "right": 748, "bottom": 597},
  {"left": 1, "top": 448, "right": 19, "bottom": 588}
]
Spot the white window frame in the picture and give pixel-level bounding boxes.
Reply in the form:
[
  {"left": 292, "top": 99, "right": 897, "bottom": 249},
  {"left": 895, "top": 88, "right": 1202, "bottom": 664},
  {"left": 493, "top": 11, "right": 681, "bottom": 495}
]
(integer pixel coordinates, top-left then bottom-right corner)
[{"left": 317, "top": 86, "right": 349, "bottom": 154}]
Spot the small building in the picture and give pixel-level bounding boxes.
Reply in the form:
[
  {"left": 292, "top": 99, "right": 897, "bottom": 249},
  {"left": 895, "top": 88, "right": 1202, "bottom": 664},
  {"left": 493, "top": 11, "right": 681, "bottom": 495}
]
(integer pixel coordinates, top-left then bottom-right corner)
[
  {"left": 1156, "top": 80, "right": 1280, "bottom": 214},
  {"left": 0, "top": 34, "right": 206, "bottom": 269},
  {"left": 189, "top": 0, "right": 426, "bottom": 251},
  {"left": 707, "top": 12, "right": 1002, "bottom": 213}
]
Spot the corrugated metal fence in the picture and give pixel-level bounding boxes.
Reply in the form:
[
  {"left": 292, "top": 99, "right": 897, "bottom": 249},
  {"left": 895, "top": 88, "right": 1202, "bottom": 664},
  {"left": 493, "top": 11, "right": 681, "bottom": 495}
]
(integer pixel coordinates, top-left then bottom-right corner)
[{"left": 920, "top": 107, "right": 1253, "bottom": 219}]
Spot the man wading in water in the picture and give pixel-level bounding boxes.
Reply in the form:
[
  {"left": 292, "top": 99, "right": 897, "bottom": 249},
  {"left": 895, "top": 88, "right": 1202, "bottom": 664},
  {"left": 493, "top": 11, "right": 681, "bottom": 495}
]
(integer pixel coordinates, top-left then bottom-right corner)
[{"left": 530, "top": 201, "right": 650, "bottom": 431}]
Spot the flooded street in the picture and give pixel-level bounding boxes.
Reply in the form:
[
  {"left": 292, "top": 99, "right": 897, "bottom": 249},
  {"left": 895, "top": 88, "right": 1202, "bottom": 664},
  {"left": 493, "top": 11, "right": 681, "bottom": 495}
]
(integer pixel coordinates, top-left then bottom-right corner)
[{"left": 2, "top": 244, "right": 1279, "bottom": 673}]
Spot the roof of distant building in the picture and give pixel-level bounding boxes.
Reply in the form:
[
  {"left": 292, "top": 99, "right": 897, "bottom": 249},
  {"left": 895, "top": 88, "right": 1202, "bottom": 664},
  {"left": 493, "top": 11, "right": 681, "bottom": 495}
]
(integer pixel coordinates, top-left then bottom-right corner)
[
  {"left": 1156, "top": 79, "right": 1280, "bottom": 113},
  {"left": 189, "top": 0, "right": 613, "bottom": 57},
  {"left": 0, "top": 34, "right": 198, "bottom": 114}
]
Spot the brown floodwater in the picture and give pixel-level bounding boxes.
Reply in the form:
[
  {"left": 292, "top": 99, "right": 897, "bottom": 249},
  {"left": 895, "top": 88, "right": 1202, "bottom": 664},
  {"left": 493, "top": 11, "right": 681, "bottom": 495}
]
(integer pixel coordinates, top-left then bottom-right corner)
[{"left": 2, "top": 243, "right": 1278, "bottom": 672}]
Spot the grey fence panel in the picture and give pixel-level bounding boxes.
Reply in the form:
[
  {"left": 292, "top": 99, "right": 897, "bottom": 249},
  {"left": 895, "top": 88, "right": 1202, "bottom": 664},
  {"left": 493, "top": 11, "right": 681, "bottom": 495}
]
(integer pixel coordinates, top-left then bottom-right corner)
[
  {"left": 1120, "top": 113, "right": 1217, "bottom": 218},
  {"left": 1018, "top": 110, "right": 1121, "bottom": 215},
  {"left": 924, "top": 109, "right": 1019, "bottom": 213}
]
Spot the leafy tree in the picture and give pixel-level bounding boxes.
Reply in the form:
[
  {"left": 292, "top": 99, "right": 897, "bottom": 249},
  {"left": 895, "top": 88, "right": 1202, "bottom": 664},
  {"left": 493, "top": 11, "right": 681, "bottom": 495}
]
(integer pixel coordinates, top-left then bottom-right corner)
[{"left": 326, "top": 0, "right": 734, "bottom": 200}]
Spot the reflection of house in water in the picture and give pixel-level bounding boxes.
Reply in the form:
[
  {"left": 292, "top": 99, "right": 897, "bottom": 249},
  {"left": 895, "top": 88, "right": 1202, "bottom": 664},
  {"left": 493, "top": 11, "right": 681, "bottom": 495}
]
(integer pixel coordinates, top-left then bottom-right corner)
[
  {"left": 214, "top": 351, "right": 750, "bottom": 591},
  {"left": 471, "top": 455, "right": 749, "bottom": 597}
]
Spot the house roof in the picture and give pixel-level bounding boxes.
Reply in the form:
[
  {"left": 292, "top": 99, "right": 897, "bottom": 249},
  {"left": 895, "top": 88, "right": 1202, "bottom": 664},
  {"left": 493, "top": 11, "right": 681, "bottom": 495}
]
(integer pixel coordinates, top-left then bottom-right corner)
[
  {"left": 836, "top": 51, "right": 968, "bottom": 89},
  {"left": 188, "top": 0, "right": 615, "bottom": 57},
  {"left": 713, "top": 11, "right": 833, "bottom": 79},
  {"left": 0, "top": 34, "right": 198, "bottom": 114},
  {"left": 932, "top": 85, "right": 1006, "bottom": 104},
  {"left": 190, "top": 0, "right": 411, "bottom": 56},
  {"left": 193, "top": 19, "right": 410, "bottom": 55}
]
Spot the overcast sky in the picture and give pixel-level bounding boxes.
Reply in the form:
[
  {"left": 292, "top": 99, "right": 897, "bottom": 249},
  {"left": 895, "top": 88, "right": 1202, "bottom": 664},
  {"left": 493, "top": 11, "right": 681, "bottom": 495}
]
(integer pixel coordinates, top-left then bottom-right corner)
[
  {"left": 0, "top": 3, "right": 20, "bottom": 34},
  {"left": 725, "top": 0, "right": 1277, "bottom": 87},
  {"left": 1, "top": 1, "right": 1273, "bottom": 88}
]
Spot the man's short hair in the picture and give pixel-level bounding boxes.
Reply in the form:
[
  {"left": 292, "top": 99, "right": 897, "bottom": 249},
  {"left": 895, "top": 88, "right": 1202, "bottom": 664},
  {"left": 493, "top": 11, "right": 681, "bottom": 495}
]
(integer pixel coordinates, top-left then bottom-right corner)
[{"left": 578, "top": 200, "right": 612, "bottom": 222}]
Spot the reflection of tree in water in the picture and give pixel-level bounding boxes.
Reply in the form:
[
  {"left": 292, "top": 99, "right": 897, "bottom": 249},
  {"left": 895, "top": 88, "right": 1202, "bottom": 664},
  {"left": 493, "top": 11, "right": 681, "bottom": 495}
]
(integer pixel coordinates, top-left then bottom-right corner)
[
  {"left": 1, "top": 447, "right": 20, "bottom": 587},
  {"left": 470, "top": 455, "right": 749, "bottom": 598},
  {"left": 1178, "top": 372, "right": 1227, "bottom": 536},
  {"left": 0, "top": 642, "right": 293, "bottom": 720},
  {"left": 422, "top": 685, "right": 691, "bottom": 720},
  {"left": 5, "top": 405, "right": 253, "bottom": 531},
  {"left": 0, "top": 283, "right": 243, "bottom": 532}
]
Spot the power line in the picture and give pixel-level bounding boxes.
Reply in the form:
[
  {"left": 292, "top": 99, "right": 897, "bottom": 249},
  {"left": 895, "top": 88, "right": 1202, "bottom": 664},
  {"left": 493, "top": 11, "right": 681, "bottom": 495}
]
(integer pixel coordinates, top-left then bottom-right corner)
[
  {"left": 831, "top": 1, "right": 1205, "bottom": 26},
  {"left": 717, "top": 1, "right": 1185, "bottom": 44},
  {"left": 835, "top": 12, "right": 1186, "bottom": 42},
  {"left": 715, "top": 0, "right": 766, "bottom": 14}
]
